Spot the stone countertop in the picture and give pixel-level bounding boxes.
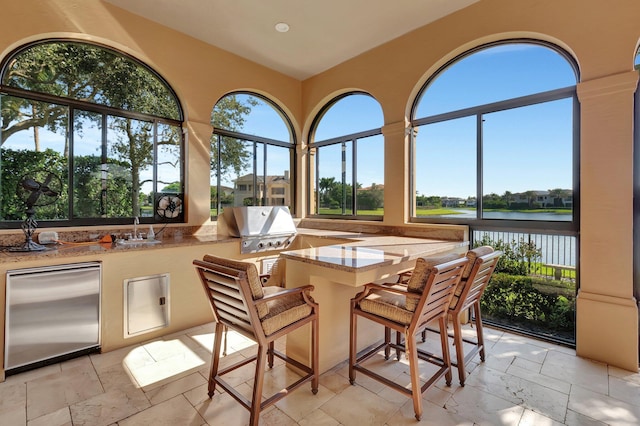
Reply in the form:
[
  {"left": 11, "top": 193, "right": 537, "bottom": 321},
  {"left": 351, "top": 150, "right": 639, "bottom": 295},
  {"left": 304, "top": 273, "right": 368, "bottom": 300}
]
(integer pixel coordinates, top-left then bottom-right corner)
[
  {"left": 0, "top": 234, "right": 236, "bottom": 264},
  {"left": 0, "top": 227, "right": 467, "bottom": 268},
  {"left": 280, "top": 229, "right": 468, "bottom": 272}
]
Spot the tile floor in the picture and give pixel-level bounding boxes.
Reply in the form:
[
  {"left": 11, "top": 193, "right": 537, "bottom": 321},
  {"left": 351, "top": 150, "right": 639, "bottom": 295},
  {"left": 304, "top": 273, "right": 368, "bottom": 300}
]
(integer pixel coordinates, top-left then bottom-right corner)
[{"left": 0, "top": 322, "right": 639, "bottom": 426}]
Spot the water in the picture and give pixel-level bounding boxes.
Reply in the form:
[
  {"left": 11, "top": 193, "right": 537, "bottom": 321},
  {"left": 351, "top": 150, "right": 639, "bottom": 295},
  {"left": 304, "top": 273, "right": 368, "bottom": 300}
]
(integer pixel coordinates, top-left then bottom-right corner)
[{"left": 437, "top": 209, "right": 572, "bottom": 221}]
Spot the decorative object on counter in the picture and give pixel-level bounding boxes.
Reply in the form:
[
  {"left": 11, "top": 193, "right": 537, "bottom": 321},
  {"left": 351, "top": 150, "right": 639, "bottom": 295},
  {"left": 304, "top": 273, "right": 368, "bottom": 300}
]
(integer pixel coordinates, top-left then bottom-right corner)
[
  {"left": 10, "top": 170, "right": 62, "bottom": 252},
  {"left": 148, "top": 225, "right": 155, "bottom": 240},
  {"left": 55, "top": 234, "right": 113, "bottom": 246},
  {"left": 155, "top": 193, "right": 183, "bottom": 222}
]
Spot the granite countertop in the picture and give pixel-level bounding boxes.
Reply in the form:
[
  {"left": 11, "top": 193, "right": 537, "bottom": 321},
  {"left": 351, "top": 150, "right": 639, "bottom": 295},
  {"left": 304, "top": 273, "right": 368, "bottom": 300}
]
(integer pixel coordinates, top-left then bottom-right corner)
[
  {"left": 280, "top": 232, "right": 468, "bottom": 272},
  {"left": 0, "top": 227, "right": 468, "bottom": 268},
  {"left": 0, "top": 233, "right": 236, "bottom": 264}
]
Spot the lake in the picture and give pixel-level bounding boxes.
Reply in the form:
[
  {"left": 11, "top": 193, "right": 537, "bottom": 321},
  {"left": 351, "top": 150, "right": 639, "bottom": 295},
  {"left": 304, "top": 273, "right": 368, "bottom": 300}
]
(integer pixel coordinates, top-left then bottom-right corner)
[{"left": 436, "top": 209, "right": 572, "bottom": 221}]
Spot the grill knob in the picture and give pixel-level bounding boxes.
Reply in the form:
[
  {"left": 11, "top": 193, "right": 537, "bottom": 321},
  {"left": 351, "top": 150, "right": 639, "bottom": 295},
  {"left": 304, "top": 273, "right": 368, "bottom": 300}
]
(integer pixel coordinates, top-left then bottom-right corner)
[{"left": 258, "top": 242, "right": 264, "bottom": 249}]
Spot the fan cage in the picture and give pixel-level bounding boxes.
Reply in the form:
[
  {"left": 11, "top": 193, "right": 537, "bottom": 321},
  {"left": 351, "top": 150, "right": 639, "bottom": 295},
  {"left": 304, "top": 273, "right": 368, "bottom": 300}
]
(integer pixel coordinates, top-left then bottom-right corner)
[{"left": 154, "top": 193, "right": 184, "bottom": 222}]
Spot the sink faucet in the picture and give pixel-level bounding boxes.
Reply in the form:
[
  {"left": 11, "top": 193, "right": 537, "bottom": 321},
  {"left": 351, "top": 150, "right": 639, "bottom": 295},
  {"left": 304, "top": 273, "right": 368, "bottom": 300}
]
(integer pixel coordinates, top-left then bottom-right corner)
[{"left": 133, "top": 216, "right": 139, "bottom": 238}]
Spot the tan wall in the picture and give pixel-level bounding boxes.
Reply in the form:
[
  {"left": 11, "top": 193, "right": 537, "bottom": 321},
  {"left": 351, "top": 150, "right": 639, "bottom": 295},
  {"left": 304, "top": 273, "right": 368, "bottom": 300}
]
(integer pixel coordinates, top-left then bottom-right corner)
[{"left": 1, "top": 0, "right": 638, "bottom": 370}]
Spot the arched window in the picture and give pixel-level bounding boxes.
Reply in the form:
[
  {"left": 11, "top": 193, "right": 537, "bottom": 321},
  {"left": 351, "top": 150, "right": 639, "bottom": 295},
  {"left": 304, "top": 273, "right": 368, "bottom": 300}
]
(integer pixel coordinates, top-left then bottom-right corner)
[
  {"left": 0, "top": 40, "right": 183, "bottom": 227},
  {"left": 411, "top": 41, "right": 578, "bottom": 227},
  {"left": 308, "top": 92, "right": 384, "bottom": 218},
  {"left": 211, "top": 93, "right": 295, "bottom": 215}
]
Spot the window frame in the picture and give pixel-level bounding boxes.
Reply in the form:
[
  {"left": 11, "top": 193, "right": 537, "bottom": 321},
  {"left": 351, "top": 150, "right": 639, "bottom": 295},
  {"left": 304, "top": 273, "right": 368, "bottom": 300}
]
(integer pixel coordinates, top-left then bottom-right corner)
[
  {"left": 0, "top": 39, "right": 184, "bottom": 228},
  {"left": 409, "top": 40, "right": 580, "bottom": 234},
  {"left": 307, "top": 92, "right": 384, "bottom": 220},
  {"left": 210, "top": 92, "right": 296, "bottom": 217}
]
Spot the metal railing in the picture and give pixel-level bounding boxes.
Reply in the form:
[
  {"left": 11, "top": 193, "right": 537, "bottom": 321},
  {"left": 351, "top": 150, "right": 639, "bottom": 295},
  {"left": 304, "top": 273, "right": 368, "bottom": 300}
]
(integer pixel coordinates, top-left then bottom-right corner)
[
  {"left": 471, "top": 227, "right": 578, "bottom": 346},
  {"left": 472, "top": 229, "right": 577, "bottom": 281}
]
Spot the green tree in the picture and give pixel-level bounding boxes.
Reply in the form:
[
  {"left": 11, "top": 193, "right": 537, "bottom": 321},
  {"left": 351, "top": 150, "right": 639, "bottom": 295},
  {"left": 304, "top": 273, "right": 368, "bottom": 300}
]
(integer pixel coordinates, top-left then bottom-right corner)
[
  {"left": 162, "top": 182, "right": 182, "bottom": 193},
  {"left": 523, "top": 190, "right": 538, "bottom": 208},
  {"left": 483, "top": 192, "right": 507, "bottom": 209},
  {"left": 210, "top": 95, "right": 259, "bottom": 180},
  {"left": 357, "top": 183, "right": 383, "bottom": 210},
  {"left": 318, "top": 177, "right": 337, "bottom": 208},
  {"left": 548, "top": 188, "right": 570, "bottom": 207}
]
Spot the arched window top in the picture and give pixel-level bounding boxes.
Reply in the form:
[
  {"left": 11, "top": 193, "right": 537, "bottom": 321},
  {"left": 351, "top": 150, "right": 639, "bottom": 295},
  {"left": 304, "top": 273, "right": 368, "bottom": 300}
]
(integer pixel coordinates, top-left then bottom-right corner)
[
  {"left": 1, "top": 40, "right": 181, "bottom": 121},
  {"left": 312, "top": 92, "right": 383, "bottom": 142},
  {"left": 413, "top": 41, "right": 578, "bottom": 118},
  {"left": 212, "top": 92, "right": 293, "bottom": 143},
  {"left": 634, "top": 46, "right": 640, "bottom": 68}
]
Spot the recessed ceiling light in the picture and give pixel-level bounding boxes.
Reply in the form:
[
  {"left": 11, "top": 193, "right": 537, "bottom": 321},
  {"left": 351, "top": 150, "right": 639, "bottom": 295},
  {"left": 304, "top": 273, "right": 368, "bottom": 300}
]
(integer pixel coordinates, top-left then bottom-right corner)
[{"left": 275, "top": 22, "right": 290, "bottom": 33}]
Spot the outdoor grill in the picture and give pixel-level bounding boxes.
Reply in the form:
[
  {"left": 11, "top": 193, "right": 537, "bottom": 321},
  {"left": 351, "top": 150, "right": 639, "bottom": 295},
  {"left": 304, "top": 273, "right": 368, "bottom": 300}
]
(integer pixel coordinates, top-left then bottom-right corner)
[{"left": 220, "top": 206, "right": 297, "bottom": 254}]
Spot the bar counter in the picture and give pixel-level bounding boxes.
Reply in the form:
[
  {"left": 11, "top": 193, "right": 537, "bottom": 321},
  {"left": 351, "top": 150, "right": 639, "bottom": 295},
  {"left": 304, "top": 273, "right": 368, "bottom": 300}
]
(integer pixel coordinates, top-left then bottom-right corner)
[{"left": 279, "top": 231, "right": 468, "bottom": 374}]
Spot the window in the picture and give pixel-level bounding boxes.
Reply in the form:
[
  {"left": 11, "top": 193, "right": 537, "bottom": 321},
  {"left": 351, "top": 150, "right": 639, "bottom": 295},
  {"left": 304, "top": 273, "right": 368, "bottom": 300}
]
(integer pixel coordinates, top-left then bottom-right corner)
[
  {"left": 0, "top": 40, "right": 183, "bottom": 227},
  {"left": 411, "top": 41, "right": 578, "bottom": 227},
  {"left": 308, "top": 92, "right": 384, "bottom": 218},
  {"left": 211, "top": 93, "right": 294, "bottom": 214}
]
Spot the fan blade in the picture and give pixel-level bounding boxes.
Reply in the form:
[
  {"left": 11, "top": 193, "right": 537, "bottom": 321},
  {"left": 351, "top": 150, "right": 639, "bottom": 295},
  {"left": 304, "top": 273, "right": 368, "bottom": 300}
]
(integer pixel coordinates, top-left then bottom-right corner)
[
  {"left": 26, "top": 190, "right": 42, "bottom": 207},
  {"left": 42, "top": 188, "right": 60, "bottom": 197},
  {"left": 21, "top": 178, "right": 41, "bottom": 191}
]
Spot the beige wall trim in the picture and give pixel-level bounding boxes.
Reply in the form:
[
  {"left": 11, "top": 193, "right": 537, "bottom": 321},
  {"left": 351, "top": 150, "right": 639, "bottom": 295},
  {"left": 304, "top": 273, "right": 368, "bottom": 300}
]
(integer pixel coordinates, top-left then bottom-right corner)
[
  {"left": 576, "top": 292, "right": 639, "bottom": 372},
  {"left": 577, "top": 71, "right": 639, "bottom": 101},
  {"left": 381, "top": 120, "right": 410, "bottom": 137},
  {"left": 577, "top": 289, "right": 638, "bottom": 308}
]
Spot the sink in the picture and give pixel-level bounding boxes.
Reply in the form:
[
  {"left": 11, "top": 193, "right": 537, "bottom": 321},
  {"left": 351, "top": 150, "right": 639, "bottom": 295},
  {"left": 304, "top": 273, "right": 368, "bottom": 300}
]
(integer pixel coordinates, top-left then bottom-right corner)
[{"left": 116, "top": 239, "right": 162, "bottom": 246}]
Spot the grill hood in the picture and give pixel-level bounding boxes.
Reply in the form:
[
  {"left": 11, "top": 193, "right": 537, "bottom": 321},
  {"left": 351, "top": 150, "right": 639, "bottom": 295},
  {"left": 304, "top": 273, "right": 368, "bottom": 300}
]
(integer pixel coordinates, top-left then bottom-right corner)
[{"left": 219, "top": 206, "right": 297, "bottom": 253}]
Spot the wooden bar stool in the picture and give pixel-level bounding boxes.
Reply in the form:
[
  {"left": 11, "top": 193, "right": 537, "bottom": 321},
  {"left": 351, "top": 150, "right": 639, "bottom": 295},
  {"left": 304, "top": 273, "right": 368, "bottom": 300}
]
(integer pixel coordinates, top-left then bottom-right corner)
[
  {"left": 349, "top": 256, "right": 468, "bottom": 420},
  {"left": 193, "top": 255, "right": 319, "bottom": 426}
]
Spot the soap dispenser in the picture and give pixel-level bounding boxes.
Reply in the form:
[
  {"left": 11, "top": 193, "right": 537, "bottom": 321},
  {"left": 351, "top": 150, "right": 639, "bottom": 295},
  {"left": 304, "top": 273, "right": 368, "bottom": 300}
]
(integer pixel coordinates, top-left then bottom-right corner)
[{"left": 148, "top": 225, "right": 155, "bottom": 240}]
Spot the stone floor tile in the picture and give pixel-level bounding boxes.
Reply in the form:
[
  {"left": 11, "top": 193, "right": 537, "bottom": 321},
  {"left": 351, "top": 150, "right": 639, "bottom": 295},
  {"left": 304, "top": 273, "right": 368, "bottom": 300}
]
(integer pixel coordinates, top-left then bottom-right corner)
[
  {"left": 445, "top": 385, "right": 524, "bottom": 426},
  {"left": 518, "top": 408, "right": 564, "bottom": 425},
  {"left": 318, "top": 384, "right": 399, "bottom": 426},
  {"left": 26, "top": 365, "right": 104, "bottom": 420},
  {"left": 69, "top": 386, "right": 150, "bottom": 426},
  {"left": 465, "top": 364, "right": 568, "bottom": 422},
  {"left": 27, "top": 406, "right": 71, "bottom": 426},
  {"left": 541, "top": 350, "right": 609, "bottom": 395},
  {"left": 118, "top": 395, "right": 205, "bottom": 426},
  {"left": 568, "top": 384, "right": 640, "bottom": 425}
]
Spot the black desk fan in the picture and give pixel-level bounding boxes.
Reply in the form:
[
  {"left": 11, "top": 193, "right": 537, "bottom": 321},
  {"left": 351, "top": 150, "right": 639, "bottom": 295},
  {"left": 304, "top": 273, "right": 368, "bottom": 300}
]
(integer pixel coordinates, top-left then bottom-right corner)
[{"left": 10, "top": 170, "right": 62, "bottom": 252}]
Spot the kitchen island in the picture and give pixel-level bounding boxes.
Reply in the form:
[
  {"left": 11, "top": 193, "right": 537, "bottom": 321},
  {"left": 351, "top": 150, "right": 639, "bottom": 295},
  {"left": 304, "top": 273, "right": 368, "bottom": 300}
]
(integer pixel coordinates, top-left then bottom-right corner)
[{"left": 280, "top": 233, "right": 468, "bottom": 374}]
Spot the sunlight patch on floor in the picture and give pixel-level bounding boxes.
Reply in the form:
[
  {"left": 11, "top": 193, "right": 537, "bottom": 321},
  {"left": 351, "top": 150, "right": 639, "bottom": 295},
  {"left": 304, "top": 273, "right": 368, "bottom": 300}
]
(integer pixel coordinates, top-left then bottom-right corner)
[{"left": 122, "top": 339, "right": 206, "bottom": 391}]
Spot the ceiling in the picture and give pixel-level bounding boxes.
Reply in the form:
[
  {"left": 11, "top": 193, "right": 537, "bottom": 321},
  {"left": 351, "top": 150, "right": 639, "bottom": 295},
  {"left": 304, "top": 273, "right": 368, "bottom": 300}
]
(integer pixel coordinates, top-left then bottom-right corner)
[{"left": 104, "top": 0, "right": 478, "bottom": 80}]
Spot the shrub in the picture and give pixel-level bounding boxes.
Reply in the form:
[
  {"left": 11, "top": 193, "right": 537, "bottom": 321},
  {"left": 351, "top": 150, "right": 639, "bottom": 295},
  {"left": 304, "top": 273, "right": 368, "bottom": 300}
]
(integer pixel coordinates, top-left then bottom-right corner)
[
  {"left": 474, "top": 235, "right": 542, "bottom": 276},
  {"left": 480, "top": 272, "right": 575, "bottom": 333}
]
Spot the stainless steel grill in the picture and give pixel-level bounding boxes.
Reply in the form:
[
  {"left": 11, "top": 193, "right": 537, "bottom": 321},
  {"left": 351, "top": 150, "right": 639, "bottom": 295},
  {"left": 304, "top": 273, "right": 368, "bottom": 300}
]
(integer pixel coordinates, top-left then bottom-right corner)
[{"left": 220, "top": 206, "right": 297, "bottom": 253}]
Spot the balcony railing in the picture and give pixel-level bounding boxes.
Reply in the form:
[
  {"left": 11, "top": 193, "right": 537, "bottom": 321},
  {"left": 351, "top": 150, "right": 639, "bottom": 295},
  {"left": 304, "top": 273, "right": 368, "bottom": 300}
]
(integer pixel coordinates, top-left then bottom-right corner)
[
  {"left": 472, "top": 229, "right": 577, "bottom": 281},
  {"left": 471, "top": 228, "right": 577, "bottom": 346}
]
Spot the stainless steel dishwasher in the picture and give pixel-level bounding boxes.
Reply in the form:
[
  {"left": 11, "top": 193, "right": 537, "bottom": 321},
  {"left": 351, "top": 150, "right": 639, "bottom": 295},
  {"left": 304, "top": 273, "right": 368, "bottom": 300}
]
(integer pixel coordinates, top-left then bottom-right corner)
[{"left": 5, "top": 262, "right": 101, "bottom": 374}]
